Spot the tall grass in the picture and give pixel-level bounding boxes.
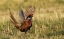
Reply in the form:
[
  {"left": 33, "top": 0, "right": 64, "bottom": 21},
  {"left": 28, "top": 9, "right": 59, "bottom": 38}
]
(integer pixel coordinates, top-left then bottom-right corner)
[
  {"left": 0, "top": 0, "right": 64, "bottom": 39},
  {"left": 0, "top": 10, "right": 64, "bottom": 39}
]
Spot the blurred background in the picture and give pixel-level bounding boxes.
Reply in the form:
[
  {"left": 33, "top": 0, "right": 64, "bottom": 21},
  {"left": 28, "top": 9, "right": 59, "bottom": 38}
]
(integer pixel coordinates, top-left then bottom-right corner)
[{"left": 0, "top": 0, "right": 64, "bottom": 39}]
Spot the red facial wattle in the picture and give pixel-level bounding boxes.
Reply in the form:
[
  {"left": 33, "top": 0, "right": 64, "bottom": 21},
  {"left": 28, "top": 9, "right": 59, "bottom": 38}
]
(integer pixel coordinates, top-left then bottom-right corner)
[{"left": 30, "top": 14, "right": 33, "bottom": 17}]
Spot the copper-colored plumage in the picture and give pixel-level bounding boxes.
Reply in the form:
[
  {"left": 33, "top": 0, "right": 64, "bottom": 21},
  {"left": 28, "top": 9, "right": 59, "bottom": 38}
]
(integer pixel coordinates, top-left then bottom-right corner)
[{"left": 10, "top": 6, "right": 35, "bottom": 33}]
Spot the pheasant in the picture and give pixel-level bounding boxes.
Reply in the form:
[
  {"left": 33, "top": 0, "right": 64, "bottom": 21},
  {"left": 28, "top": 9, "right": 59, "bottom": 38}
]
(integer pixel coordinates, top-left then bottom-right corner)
[{"left": 10, "top": 6, "right": 35, "bottom": 33}]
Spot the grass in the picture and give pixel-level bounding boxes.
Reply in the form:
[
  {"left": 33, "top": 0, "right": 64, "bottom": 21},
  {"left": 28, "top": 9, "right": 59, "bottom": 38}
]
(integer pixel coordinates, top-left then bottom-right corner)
[
  {"left": 0, "top": 10, "right": 64, "bottom": 39},
  {"left": 0, "top": 0, "right": 64, "bottom": 39}
]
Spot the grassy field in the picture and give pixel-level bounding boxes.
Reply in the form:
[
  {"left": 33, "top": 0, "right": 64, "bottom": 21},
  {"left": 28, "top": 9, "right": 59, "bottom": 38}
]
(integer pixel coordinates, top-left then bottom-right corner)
[{"left": 0, "top": 0, "right": 64, "bottom": 39}]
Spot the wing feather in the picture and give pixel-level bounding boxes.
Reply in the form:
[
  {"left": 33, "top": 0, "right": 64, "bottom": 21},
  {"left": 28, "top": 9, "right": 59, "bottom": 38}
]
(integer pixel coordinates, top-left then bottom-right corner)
[
  {"left": 18, "top": 9, "right": 25, "bottom": 23},
  {"left": 24, "top": 6, "right": 35, "bottom": 19}
]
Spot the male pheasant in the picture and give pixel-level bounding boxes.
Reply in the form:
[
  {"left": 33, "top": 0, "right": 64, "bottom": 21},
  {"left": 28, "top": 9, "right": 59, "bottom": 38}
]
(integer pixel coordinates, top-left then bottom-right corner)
[{"left": 10, "top": 6, "right": 35, "bottom": 33}]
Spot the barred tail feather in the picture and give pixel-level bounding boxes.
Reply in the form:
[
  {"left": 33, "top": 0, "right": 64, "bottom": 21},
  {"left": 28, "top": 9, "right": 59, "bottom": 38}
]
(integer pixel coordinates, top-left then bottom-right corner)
[
  {"left": 10, "top": 13, "right": 17, "bottom": 24},
  {"left": 9, "top": 8, "right": 19, "bottom": 29},
  {"left": 10, "top": 19, "right": 19, "bottom": 29}
]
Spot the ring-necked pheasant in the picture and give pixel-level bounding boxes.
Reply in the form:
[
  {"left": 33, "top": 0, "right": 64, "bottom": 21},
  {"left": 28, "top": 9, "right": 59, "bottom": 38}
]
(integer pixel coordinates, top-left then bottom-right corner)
[{"left": 10, "top": 6, "right": 35, "bottom": 33}]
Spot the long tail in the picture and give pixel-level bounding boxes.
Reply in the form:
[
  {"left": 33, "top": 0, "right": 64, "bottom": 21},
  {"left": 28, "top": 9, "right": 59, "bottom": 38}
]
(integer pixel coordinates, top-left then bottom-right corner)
[{"left": 9, "top": 8, "right": 19, "bottom": 29}]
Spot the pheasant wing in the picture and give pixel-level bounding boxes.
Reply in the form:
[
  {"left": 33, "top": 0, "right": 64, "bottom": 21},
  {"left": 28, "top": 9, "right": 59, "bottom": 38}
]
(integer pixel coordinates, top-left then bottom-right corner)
[
  {"left": 18, "top": 9, "right": 25, "bottom": 23},
  {"left": 24, "top": 6, "right": 35, "bottom": 19}
]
